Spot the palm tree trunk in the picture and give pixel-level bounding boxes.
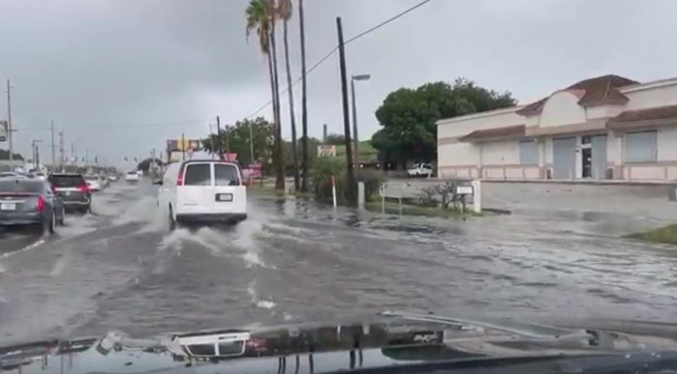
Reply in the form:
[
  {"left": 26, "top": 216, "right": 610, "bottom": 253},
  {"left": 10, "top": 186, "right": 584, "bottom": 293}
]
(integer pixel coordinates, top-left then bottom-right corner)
[
  {"left": 266, "top": 52, "right": 278, "bottom": 177},
  {"left": 270, "top": 8, "right": 284, "bottom": 190},
  {"left": 298, "top": 0, "right": 308, "bottom": 192},
  {"left": 283, "top": 19, "right": 299, "bottom": 191}
]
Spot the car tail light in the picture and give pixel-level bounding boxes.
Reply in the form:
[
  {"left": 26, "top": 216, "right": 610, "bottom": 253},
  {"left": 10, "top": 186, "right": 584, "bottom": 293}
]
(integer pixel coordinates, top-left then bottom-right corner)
[
  {"left": 79, "top": 184, "right": 90, "bottom": 193},
  {"left": 177, "top": 165, "right": 185, "bottom": 186},
  {"left": 37, "top": 195, "right": 46, "bottom": 212}
]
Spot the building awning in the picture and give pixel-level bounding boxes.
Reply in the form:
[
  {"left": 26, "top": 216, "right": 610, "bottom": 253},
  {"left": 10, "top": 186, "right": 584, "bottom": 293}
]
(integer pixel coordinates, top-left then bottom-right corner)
[
  {"left": 607, "top": 104, "right": 677, "bottom": 130},
  {"left": 459, "top": 125, "right": 525, "bottom": 143},
  {"left": 525, "top": 119, "right": 607, "bottom": 137}
]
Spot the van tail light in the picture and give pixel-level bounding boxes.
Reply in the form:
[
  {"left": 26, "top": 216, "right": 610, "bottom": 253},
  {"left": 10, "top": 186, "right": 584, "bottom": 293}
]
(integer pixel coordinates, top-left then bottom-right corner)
[
  {"left": 177, "top": 165, "right": 185, "bottom": 186},
  {"left": 79, "top": 184, "right": 90, "bottom": 193},
  {"left": 37, "top": 195, "right": 46, "bottom": 212}
]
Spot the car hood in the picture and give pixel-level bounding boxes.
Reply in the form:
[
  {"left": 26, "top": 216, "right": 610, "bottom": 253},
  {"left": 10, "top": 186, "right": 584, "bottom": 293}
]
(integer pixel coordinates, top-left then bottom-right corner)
[{"left": 2, "top": 311, "right": 677, "bottom": 374}]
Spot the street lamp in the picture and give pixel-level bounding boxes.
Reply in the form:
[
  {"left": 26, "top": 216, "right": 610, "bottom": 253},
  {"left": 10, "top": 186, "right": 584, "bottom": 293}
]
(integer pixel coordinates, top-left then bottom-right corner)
[{"left": 351, "top": 74, "right": 370, "bottom": 168}]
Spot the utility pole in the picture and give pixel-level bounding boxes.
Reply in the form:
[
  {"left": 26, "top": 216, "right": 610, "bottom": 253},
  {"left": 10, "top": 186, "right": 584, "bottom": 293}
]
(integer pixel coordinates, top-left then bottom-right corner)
[
  {"left": 351, "top": 79, "right": 359, "bottom": 167},
  {"left": 50, "top": 120, "right": 56, "bottom": 171},
  {"left": 58, "top": 129, "right": 64, "bottom": 171},
  {"left": 70, "top": 142, "right": 75, "bottom": 167},
  {"left": 216, "top": 116, "right": 222, "bottom": 158},
  {"left": 181, "top": 133, "right": 185, "bottom": 161},
  {"left": 225, "top": 125, "right": 230, "bottom": 156},
  {"left": 249, "top": 121, "right": 254, "bottom": 165},
  {"left": 336, "top": 17, "right": 356, "bottom": 205},
  {"left": 6, "top": 79, "right": 13, "bottom": 169},
  {"left": 85, "top": 148, "right": 89, "bottom": 167},
  {"left": 299, "top": 0, "right": 309, "bottom": 192}
]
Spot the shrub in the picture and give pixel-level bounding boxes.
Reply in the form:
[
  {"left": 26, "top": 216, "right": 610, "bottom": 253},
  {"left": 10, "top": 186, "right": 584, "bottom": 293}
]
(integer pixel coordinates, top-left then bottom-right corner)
[{"left": 311, "top": 158, "right": 346, "bottom": 203}]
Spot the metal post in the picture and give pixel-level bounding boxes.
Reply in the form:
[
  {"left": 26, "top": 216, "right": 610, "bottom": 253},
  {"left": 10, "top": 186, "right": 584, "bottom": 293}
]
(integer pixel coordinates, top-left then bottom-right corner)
[
  {"left": 357, "top": 181, "right": 365, "bottom": 210},
  {"left": 472, "top": 179, "right": 482, "bottom": 214},
  {"left": 351, "top": 78, "right": 359, "bottom": 167},
  {"left": 331, "top": 175, "right": 337, "bottom": 209},
  {"left": 181, "top": 133, "right": 186, "bottom": 161}
]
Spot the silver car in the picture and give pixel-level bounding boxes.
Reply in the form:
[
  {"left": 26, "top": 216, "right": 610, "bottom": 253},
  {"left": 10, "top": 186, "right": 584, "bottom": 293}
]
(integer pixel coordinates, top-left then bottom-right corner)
[{"left": 0, "top": 179, "right": 65, "bottom": 234}]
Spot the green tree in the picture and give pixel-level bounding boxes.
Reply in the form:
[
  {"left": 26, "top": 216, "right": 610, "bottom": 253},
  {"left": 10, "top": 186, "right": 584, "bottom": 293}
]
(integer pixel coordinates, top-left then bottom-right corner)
[
  {"left": 277, "top": 0, "right": 299, "bottom": 191},
  {"left": 246, "top": 0, "right": 284, "bottom": 190},
  {"left": 203, "top": 117, "right": 275, "bottom": 167},
  {"left": 324, "top": 133, "right": 345, "bottom": 145},
  {"left": 0, "top": 150, "right": 23, "bottom": 161},
  {"left": 372, "top": 78, "right": 516, "bottom": 166}
]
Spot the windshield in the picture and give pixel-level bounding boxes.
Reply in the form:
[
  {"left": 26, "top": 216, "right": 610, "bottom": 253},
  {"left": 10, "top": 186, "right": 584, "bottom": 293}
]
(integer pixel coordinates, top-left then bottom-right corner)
[
  {"left": 49, "top": 175, "right": 85, "bottom": 187},
  {"left": 1, "top": 1, "right": 676, "bottom": 371},
  {"left": 0, "top": 180, "right": 45, "bottom": 193}
]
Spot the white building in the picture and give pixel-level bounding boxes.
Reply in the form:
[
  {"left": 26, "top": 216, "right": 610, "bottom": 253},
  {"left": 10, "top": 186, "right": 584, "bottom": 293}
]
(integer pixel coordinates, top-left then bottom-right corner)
[{"left": 437, "top": 75, "right": 677, "bottom": 181}]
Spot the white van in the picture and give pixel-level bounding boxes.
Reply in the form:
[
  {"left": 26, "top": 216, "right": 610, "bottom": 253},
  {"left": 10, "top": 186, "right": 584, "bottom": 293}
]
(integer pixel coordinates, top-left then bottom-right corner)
[{"left": 158, "top": 160, "right": 247, "bottom": 226}]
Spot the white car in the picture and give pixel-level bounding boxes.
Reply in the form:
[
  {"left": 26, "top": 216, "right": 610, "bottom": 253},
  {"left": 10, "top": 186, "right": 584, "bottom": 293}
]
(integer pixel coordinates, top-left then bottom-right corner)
[
  {"left": 84, "top": 175, "right": 101, "bottom": 192},
  {"left": 125, "top": 171, "right": 140, "bottom": 183},
  {"left": 407, "top": 163, "right": 433, "bottom": 178},
  {"left": 158, "top": 160, "right": 247, "bottom": 227}
]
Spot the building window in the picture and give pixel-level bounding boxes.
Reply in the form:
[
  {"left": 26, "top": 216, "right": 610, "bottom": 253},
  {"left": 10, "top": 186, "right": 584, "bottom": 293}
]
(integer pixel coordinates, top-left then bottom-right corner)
[
  {"left": 624, "top": 130, "right": 657, "bottom": 163},
  {"left": 519, "top": 140, "right": 538, "bottom": 165}
]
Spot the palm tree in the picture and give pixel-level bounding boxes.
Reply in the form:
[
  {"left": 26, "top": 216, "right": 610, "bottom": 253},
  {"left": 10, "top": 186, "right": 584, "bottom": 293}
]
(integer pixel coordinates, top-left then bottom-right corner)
[
  {"left": 246, "top": 0, "right": 285, "bottom": 190},
  {"left": 277, "top": 0, "right": 299, "bottom": 191},
  {"left": 298, "top": 0, "right": 309, "bottom": 192}
]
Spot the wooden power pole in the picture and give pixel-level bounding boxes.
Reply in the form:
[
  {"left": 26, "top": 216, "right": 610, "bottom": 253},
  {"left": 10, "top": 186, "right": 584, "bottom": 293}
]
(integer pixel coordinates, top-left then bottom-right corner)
[{"left": 336, "top": 17, "right": 356, "bottom": 205}]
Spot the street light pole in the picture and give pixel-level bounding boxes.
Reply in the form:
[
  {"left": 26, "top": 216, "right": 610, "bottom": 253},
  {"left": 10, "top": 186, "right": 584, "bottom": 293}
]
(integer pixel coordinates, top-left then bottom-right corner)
[
  {"left": 350, "top": 74, "right": 370, "bottom": 168},
  {"left": 6, "top": 79, "right": 13, "bottom": 170}
]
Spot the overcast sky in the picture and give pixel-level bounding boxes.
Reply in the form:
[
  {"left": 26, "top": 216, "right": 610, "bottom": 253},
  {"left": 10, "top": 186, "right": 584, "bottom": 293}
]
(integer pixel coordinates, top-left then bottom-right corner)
[{"left": 1, "top": 0, "right": 676, "bottom": 168}]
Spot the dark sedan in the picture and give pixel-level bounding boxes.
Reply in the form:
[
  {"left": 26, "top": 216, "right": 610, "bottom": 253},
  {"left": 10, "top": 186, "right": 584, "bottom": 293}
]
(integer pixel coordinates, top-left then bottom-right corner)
[
  {"left": 0, "top": 179, "right": 65, "bottom": 234},
  {"left": 48, "top": 173, "right": 92, "bottom": 213}
]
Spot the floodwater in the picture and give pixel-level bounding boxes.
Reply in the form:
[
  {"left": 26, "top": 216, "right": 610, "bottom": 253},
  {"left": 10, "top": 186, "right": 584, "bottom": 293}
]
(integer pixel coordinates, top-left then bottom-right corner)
[{"left": 0, "top": 180, "right": 676, "bottom": 345}]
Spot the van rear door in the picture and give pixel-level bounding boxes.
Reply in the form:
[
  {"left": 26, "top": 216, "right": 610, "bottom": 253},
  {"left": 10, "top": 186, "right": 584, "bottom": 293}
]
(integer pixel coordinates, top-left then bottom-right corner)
[
  {"left": 178, "top": 162, "right": 214, "bottom": 215},
  {"left": 213, "top": 163, "right": 246, "bottom": 214}
]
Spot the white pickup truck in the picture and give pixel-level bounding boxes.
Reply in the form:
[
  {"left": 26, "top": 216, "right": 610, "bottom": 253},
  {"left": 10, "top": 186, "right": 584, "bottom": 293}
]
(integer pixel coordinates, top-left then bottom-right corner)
[{"left": 407, "top": 163, "right": 433, "bottom": 178}]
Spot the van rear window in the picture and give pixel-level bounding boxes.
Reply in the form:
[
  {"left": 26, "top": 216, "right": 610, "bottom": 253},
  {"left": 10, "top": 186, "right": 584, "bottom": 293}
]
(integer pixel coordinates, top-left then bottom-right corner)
[
  {"left": 184, "top": 164, "right": 211, "bottom": 186},
  {"left": 215, "top": 164, "right": 239, "bottom": 186},
  {"left": 49, "top": 175, "right": 86, "bottom": 187}
]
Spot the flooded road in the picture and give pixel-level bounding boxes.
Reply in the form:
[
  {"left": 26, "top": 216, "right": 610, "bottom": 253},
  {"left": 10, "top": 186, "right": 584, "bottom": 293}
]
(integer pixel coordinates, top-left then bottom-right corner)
[{"left": 0, "top": 180, "right": 676, "bottom": 345}]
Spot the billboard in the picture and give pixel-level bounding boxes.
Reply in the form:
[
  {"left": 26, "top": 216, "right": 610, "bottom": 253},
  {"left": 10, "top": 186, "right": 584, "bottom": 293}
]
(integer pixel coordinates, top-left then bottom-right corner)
[
  {"left": 317, "top": 144, "right": 337, "bottom": 157},
  {"left": 167, "top": 138, "right": 201, "bottom": 152}
]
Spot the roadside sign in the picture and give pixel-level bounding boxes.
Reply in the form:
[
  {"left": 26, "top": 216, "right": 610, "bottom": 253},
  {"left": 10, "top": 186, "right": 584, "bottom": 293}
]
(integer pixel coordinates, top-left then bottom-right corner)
[
  {"left": 456, "top": 186, "right": 473, "bottom": 195},
  {"left": 0, "top": 121, "right": 7, "bottom": 142}
]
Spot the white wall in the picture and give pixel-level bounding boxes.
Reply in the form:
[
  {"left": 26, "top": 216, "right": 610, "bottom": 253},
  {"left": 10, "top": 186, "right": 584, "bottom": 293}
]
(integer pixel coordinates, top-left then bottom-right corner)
[
  {"left": 623, "top": 84, "right": 677, "bottom": 111},
  {"left": 481, "top": 140, "right": 520, "bottom": 165},
  {"left": 539, "top": 91, "right": 587, "bottom": 127},
  {"left": 657, "top": 126, "right": 677, "bottom": 161},
  {"left": 437, "top": 109, "right": 524, "bottom": 139},
  {"left": 437, "top": 143, "right": 479, "bottom": 167}
]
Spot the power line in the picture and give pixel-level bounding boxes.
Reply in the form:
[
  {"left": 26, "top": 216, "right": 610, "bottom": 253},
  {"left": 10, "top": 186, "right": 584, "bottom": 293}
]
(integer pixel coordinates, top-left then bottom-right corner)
[
  {"left": 15, "top": 118, "right": 211, "bottom": 132},
  {"left": 245, "top": 0, "right": 432, "bottom": 119}
]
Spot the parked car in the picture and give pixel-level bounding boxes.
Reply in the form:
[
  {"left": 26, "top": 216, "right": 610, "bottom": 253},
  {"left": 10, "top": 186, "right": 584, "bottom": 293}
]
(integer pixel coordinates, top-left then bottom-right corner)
[
  {"left": 158, "top": 160, "right": 247, "bottom": 228},
  {"left": 48, "top": 173, "right": 92, "bottom": 213},
  {"left": 84, "top": 175, "right": 102, "bottom": 192},
  {"left": 0, "top": 178, "right": 65, "bottom": 234},
  {"left": 125, "top": 171, "right": 140, "bottom": 183},
  {"left": 407, "top": 163, "right": 433, "bottom": 178}
]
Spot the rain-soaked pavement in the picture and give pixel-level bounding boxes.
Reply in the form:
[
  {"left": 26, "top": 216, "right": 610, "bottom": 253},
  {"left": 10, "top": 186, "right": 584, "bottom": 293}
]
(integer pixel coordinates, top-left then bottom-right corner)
[{"left": 0, "top": 180, "right": 676, "bottom": 345}]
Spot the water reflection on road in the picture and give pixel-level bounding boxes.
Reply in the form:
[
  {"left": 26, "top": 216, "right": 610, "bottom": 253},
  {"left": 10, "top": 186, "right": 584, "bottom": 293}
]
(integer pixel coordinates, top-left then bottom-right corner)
[{"left": 0, "top": 182, "right": 676, "bottom": 345}]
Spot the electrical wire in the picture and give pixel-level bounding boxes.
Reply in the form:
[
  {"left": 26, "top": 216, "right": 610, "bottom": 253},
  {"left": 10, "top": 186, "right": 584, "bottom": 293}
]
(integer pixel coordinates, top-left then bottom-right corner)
[{"left": 244, "top": 0, "right": 433, "bottom": 119}]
